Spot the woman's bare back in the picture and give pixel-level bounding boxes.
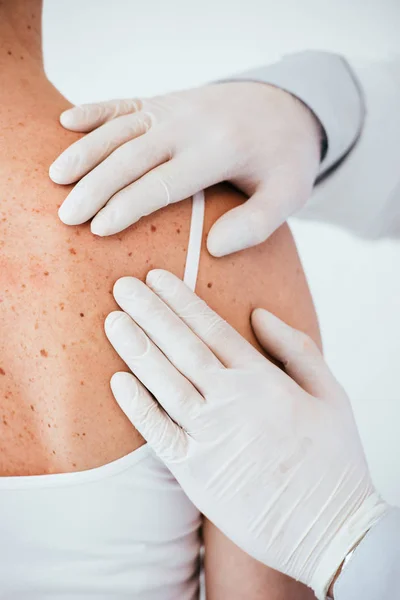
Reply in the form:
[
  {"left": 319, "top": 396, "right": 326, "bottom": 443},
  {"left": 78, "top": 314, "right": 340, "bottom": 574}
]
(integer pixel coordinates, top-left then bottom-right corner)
[
  {"left": 0, "top": 41, "right": 318, "bottom": 600},
  {"left": 0, "top": 75, "right": 320, "bottom": 481}
]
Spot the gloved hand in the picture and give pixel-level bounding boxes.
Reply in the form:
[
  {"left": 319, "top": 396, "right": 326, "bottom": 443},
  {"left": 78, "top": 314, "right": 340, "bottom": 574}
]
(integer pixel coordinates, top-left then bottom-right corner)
[
  {"left": 50, "top": 83, "right": 322, "bottom": 256},
  {"left": 104, "top": 269, "right": 388, "bottom": 600}
]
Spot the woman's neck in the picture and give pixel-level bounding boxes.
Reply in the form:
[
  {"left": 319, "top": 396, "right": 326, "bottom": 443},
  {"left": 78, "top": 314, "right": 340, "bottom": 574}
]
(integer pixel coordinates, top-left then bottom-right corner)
[{"left": 0, "top": 0, "right": 44, "bottom": 77}]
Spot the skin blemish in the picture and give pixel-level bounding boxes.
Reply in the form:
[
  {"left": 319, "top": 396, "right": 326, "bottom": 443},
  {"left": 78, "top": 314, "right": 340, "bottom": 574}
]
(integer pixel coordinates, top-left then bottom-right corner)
[
  {"left": 75, "top": 230, "right": 81, "bottom": 236},
  {"left": 79, "top": 312, "right": 84, "bottom": 317},
  {"left": 0, "top": 368, "right": 5, "bottom": 376},
  {"left": 150, "top": 225, "right": 157, "bottom": 232},
  {"left": 2, "top": 419, "right": 8, "bottom": 426},
  {"left": 176, "top": 228, "right": 181, "bottom": 234},
  {"left": 52, "top": 450, "right": 56, "bottom": 455},
  {"left": 44, "top": 271, "right": 49, "bottom": 276},
  {"left": 47, "top": 423, "right": 51, "bottom": 428},
  {"left": 7, "top": 50, "right": 12, "bottom": 56},
  {"left": 27, "top": 25, "right": 31, "bottom": 30},
  {"left": 72, "top": 463, "right": 77, "bottom": 468},
  {"left": 69, "top": 248, "right": 77, "bottom": 255},
  {"left": 62, "top": 344, "right": 66, "bottom": 350},
  {"left": 30, "top": 404, "right": 35, "bottom": 412},
  {"left": 59, "top": 303, "right": 65, "bottom": 311},
  {"left": 128, "top": 252, "right": 132, "bottom": 257},
  {"left": 207, "top": 282, "right": 213, "bottom": 288},
  {"left": 34, "top": 321, "right": 39, "bottom": 330},
  {"left": 80, "top": 381, "right": 84, "bottom": 386},
  {"left": 40, "top": 349, "right": 48, "bottom": 358}
]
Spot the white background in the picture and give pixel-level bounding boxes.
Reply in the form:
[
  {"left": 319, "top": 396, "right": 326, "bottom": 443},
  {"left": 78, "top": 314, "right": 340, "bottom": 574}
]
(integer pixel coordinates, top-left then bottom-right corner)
[{"left": 43, "top": 0, "right": 400, "bottom": 504}]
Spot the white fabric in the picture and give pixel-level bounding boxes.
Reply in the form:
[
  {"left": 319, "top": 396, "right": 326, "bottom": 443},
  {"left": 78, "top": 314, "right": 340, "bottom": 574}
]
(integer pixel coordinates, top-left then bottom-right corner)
[
  {"left": 183, "top": 191, "right": 205, "bottom": 292},
  {"left": 334, "top": 508, "right": 400, "bottom": 600},
  {"left": 298, "top": 56, "right": 400, "bottom": 240},
  {"left": 104, "top": 269, "right": 388, "bottom": 600},
  {"left": 0, "top": 198, "right": 206, "bottom": 599}
]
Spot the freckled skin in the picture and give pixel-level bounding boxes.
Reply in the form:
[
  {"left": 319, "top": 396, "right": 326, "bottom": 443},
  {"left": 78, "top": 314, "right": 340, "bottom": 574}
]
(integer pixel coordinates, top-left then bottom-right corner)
[{"left": 0, "top": 29, "right": 318, "bottom": 600}]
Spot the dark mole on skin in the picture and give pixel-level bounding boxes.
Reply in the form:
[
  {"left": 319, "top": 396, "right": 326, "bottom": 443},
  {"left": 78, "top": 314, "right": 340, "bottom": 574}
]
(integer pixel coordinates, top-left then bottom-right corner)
[
  {"left": 69, "top": 248, "right": 77, "bottom": 255},
  {"left": 80, "top": 312, "right": 84, "bottom": 317},
  {"left": 176, "top": 228, "right": 181, "bottom": 234},
  {"left": 207, "top": 282, "right": 213, "bottom": 288},
  {"left": 80, "top": 381, "right": 84, "bottom": 386},
  {"left": 0, "top": 368, "right": 5, "bottom": 376},
  {"left": 128, "top": 252, "right": 132, "bottom": 257},
  {"left": 7, "top": 50, "right": 12, "bottom": 56},
  {"left": 30, "top": 404, "right": 35, "bottom": 412},
  {"left": 150, "top": 225, "right": 157, "bottom": 232},
  {"left": 40, "top": 349, "right": 48, "bottom": 357},
  {"left": 44, "top": 271, "right": 49, "bottom": 276}
]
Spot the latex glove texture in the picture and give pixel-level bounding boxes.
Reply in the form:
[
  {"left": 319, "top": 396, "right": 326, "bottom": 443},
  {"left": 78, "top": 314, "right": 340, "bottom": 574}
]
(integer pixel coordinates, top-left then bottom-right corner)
[
  {"left": 104, "top": 270, "right": 387, "bottom": 600},
  {"left": 51, "top": 83, "right": 322, "bottom": 256}
]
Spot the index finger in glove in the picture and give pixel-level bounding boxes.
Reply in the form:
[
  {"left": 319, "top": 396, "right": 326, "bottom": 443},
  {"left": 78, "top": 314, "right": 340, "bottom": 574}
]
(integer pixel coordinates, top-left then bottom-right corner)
[
  {"left": 105, "top": 311, "right": 204, "bottom": 428},
  {"left": 60, "top": 98, "right": 143, "bottom": 132},
  {"left": 50, "top": 111, "right": 155, "bottom": 185},
  {"left": 112, "top": 277, "right": 224, "bottom": 393},
  {"left": 146, "top": 269, "right": 268, "bottom": 369}
]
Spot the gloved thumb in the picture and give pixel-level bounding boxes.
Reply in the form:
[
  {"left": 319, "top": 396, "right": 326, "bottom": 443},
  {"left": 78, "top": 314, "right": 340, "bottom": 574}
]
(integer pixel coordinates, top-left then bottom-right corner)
[
  {"left": 206, "top": 190, "right": 287, "bottom": 257},
  {"left": 60, "top": 98, "right": 142, "bottom": 133},
  {"left": 251, "top": 308, "right": 336, "bottom": 398}
]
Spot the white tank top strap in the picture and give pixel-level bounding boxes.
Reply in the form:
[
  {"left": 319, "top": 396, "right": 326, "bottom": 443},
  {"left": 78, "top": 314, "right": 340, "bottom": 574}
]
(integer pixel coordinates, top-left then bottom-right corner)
[{"left": 183, "top": 191, "right": 205, "bottom": 292}]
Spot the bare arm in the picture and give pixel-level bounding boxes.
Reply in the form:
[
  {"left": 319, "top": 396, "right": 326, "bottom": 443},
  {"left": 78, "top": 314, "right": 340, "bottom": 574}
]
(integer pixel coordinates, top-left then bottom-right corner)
[{"left": 198, "top": 184, "right": 319, "bottom": 600}]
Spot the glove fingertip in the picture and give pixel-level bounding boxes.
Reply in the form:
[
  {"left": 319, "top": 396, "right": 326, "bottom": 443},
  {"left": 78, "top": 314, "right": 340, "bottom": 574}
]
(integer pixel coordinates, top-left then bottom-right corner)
[
  {"left": 207, "top": 220, "right": 246, "bottom": 257},
  {"left": 60, "top": 106, "right": 94, "bottom": 132},
  {"left": 110, "top": 371, "right": 139, "bottom": 417},
  {"left": 60, "top": 108, "right": 79, "bottom": 129}
]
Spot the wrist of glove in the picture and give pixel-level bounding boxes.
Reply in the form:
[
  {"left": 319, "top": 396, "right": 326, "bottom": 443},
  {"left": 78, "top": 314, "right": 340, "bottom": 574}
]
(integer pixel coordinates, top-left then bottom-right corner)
[{"left": 103, "top": 269, "right": 388, "bottom": 599}]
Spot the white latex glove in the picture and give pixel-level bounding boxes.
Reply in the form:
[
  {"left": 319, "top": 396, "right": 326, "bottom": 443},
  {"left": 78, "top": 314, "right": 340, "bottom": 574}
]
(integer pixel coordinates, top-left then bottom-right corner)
[
  {"left": 50, "top": 83, "right": 322, "bottom": 256},
  {"left": 104, "top": 269, "right": 388, "bottom": 600}
]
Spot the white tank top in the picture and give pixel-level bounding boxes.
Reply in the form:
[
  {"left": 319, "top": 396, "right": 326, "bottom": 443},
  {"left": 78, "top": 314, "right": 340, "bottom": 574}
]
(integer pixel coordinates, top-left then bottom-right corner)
[{"left": 0, "top": 192, "right": 206, "bottom": 600}]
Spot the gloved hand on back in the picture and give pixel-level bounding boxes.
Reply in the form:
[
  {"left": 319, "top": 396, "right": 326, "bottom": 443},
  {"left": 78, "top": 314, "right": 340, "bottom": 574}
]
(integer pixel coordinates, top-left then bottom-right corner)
[
  {"left": 104, "top": 269, "right": 388, "bottom": 600},
  {"left": 50, "top": 82, "right": 322, "bottom": 256}
]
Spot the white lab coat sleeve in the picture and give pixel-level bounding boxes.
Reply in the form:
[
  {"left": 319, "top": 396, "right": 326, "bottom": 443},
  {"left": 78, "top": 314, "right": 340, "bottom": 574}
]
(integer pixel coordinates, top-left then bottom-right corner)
[
  {"left": 220, "top": 50, "right": 365, "bottom": 178},
  {"left": 299, "top": 55, "right": 400, "bottom": 239},
  {"left": 334, "top": 507, "right": 400, "bottom": 600}
]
